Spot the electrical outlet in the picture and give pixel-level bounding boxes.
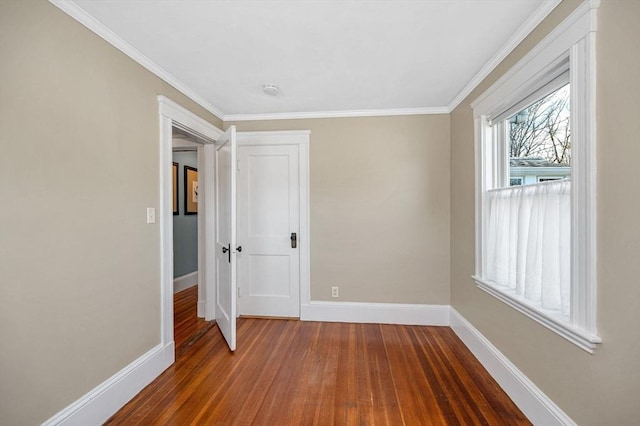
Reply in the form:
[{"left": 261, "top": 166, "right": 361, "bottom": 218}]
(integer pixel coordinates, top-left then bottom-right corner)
[{"left": 331, "top": 286, "right": 339, "bottom": 298}]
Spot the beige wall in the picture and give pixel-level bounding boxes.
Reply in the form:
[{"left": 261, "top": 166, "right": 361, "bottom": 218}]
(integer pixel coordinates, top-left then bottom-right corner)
[
  {"left": 450, "top": 1, "right": 640, "bottom": 424},
  {"left": 228, "top": 116, "right": 451, "bottom": 304},
  {"left": 0, "top": 1, "right": 222, "bottom": 424}
]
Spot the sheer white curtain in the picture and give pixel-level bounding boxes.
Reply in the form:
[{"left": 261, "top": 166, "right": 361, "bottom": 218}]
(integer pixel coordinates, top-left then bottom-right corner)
[{"left": 485, "top": 180, "right": 571, "bottom": 318}]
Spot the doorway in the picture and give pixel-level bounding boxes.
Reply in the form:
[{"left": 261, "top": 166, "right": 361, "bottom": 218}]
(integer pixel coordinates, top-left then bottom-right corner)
[
  {"left": 158, "top": 96, "right": 223, "bottom": 355},
  {"left": 171, "top": 129, "right": 211, "bottom": 349}
]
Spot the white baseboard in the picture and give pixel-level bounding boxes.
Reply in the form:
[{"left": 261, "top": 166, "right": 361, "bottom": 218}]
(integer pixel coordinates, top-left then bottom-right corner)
[
  {"left": 42, "top": 342, "right": 175, "bottom": 426},
  {"left": 173, "top": 271, "right": 198, "bottom": 293},
  {"left": 300, "top": 301, "right": 449, "bottom": 326},
  {"left": 450, "top": 308, "right": 575, "bottom": 426}
]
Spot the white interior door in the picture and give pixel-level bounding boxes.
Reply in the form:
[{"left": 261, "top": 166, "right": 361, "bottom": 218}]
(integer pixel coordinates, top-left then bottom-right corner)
[
  {"left": 214, "top": 126, "right": 237, "bottom": 351},
  {"left": 237, "top": 144, "right": 300, "bottom": 318}
]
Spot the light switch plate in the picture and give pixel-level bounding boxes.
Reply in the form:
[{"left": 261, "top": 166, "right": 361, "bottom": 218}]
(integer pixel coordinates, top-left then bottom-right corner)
[{"left": 147, "top": 207, "right": 156, "bottom": 224}]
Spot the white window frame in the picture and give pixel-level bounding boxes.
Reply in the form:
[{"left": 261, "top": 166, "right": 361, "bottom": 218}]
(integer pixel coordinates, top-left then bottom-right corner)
[{"left": 470, "top": 0, "right": 601, "bottom": 353}]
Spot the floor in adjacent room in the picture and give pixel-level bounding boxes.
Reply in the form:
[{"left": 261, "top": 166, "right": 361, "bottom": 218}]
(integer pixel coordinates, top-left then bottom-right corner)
[
  {"left": 105, "top": 288, "right": 530, "bottom": 425},
  {"left": 172, "top": 285, "right": 216, "bottom": 355}
]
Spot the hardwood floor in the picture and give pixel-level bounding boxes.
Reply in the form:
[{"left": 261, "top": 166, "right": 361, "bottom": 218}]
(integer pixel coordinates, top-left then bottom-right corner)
[
  {"left": 173, "top": 286, "right": 216, "bottom": 355},
  {"left": 106, "top": 294, "right": 530, "bottom": 425}
]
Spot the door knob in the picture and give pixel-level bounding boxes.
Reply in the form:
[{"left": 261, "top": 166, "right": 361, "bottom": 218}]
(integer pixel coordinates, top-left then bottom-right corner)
[
  {"left": 236, "top": 246, "right": 242, "bottom": 252},
  {"left": 290, "top": 232, "right": 297, "bottom": 248}
]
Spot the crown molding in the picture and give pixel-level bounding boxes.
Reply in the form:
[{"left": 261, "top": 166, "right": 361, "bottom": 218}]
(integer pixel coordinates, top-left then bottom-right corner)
[
  {"left": 49, "top": 0, "right": 225, "bottom": 121},
  {"left": 50, "top": 0, "right": 565, "bottom": 122},
  {"left": 447, "top": 0, "right": 563, "bottom": 112},
  {"left": 224, "top": 107, "right": 449, "bottom": 122},
  {"left": 470, "top": 0, "right": 598, "bottom": 114}
]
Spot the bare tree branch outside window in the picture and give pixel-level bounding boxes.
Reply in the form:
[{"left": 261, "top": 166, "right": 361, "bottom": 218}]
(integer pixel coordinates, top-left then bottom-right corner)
[{"left": 509, "top": 84, "right": 571, "bottom": 165}]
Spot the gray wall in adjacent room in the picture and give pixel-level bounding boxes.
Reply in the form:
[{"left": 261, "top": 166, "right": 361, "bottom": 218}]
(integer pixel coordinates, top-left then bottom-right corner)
[{"left": 172, "top": 150, "right": 198, "bottom": 278}]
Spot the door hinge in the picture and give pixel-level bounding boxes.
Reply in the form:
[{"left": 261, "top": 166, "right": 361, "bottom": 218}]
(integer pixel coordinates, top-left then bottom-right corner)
[
  {"left": 237, "top": 286, "right": 241, "bottom": 298},
  {"left": 237, "top": 160, "right": 240, "bottom": 171}
]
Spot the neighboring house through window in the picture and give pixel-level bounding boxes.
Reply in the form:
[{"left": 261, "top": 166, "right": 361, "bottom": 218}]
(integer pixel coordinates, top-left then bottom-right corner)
[{"left": 510, "top": 158, "right": 570, "bottom": 186}]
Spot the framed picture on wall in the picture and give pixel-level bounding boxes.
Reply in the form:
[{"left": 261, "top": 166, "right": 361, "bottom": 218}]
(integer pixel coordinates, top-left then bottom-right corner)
[
  {"left": 184, "top": 165, "right": 198, "bottom": 215},
  {"left": 172, "top": 162, "right": 179, "bottom": 215}
]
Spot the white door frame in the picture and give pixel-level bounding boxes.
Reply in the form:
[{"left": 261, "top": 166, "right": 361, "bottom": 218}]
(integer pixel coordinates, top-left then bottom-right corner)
[
  {"left": 236, "top": 130, "right": 311, "bottom": 314},
  {"left": 158, "top": 96, "right": 223, "bottom": 349}
]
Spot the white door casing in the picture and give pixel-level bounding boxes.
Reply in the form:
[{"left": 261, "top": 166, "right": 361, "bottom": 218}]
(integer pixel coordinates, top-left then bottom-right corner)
[
  {"left": 237, "top": 144, "right": 300, "bottom": 317},
  {"left": 158, "top": 96, "right": 223, "bottom": 350},
  {"left": 214, "top": 126, "right": 237, "bottom": 351}
]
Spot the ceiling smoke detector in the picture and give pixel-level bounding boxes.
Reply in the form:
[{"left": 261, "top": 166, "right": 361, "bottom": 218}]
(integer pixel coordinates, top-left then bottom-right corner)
[{"left": 262, "top": 84, "right": 280, "bottom": 96}]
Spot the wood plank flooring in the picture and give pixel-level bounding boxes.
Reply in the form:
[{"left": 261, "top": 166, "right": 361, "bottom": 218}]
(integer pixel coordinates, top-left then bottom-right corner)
[
  {"left": 106, "top": 292, "right": 530, "bottom": 425},
  {"left": 173, "top": 286, "right": 216, "bottom": 355}
]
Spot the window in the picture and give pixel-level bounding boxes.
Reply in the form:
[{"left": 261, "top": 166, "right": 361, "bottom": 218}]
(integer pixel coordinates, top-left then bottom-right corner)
[
  {"left": 485, "top": 80, "right": 572, "bottom": 322},
  {"left": 470, "top": 2, "right": 600, "bottom": 352}
]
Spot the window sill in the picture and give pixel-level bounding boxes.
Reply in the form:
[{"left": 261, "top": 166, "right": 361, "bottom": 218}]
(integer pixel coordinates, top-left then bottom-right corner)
[{"left": 472, "top": 276, "right": 601, "bottom": 353}]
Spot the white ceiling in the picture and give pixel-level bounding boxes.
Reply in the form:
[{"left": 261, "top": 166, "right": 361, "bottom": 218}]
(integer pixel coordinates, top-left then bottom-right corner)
[{"left": 64, "top": 0, "right": 556, "bottom": 119}]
